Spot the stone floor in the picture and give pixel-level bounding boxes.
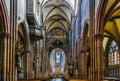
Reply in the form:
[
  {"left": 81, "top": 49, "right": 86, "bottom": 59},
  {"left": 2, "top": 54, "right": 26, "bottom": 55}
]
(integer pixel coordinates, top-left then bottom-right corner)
[
  {"left": 18, "top": 78, "right": 89, "bottom": 81},
  {"left": 49, "top": 77, "right": 67, "bottom": 81}
]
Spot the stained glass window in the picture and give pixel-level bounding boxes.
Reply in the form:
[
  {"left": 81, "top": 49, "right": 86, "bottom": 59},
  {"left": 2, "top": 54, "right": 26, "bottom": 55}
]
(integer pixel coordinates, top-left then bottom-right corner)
[
  {"left": 108, "top": 41, "right": 119, "bottom": 65},
  {"left": 105, "top": 40, "right": 120, "bottom": 78},
  {"left": 53, "top": 51, "right": 64, "bottom": 66},
  {"left": 56, "top": 52, "right": 60, "bottom": 63}
]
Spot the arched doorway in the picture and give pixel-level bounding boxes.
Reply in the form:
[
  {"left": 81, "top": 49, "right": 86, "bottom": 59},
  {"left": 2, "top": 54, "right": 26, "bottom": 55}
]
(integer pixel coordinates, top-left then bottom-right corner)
[{"left": 50, "top": 48, "right": 65, "bottom": 77}]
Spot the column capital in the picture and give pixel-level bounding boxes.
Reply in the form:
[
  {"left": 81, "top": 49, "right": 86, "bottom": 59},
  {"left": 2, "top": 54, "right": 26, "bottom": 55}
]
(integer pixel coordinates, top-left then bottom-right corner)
[
  {"left": 95, "top": 34, "right": 103, "bottom": 40},
  {"left": 0, "top": 32, "right": 10, "bottom": 39}
]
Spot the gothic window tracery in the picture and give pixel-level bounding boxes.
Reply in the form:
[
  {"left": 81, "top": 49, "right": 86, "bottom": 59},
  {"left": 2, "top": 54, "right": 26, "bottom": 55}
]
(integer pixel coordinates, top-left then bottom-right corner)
[
  {"left": 54, "top": 51, "right": 62, "bottom": 65},
  {"left": 105, "top": 40, "right": 120, "bottom": 78},
  {"left": 108, "top": 40, "right": 119, "bottom": 66}
]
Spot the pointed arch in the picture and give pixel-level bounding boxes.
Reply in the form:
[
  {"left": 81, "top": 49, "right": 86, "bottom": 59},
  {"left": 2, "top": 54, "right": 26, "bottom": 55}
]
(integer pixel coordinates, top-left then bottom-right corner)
[
  {"left": 0, "top": 0, "right": 10, "bottom": 80},
  {"left": 0, "top": 0, "right": 10, "bottom": 34}
]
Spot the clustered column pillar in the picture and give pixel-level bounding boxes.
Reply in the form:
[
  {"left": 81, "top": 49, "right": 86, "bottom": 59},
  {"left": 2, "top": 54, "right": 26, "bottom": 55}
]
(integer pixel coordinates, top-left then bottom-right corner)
[
  {"left": 89, "top": 0, "right": 95, "bottom": 80},
  {"left": 0, "top": 33, "right": 10, "bottom": 81},
  {"left": 95, "top": 34, "right": 104, "bottom": 80},
  {"left": 89, "top": 0, "right": 104, "bottom": 79}
]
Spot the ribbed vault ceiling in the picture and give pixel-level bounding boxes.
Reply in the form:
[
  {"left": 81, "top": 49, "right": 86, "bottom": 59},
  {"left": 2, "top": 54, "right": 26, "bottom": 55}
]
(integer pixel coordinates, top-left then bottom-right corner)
[
  {"left": 41, "top": 0, "right": 73, "bottom": 48},
  {"left": 42, "top": 0, "right": 72, "bottom": 32},
  {"left": 103, "top": 0, "right": 120, "bottom": 49}
]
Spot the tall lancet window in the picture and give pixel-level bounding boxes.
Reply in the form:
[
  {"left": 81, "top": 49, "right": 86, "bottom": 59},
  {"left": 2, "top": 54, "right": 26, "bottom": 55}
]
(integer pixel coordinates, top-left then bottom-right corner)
[
  {"left": 56, "top": 52, "right": 60, "bottom": 63},
  {"left": 55, "top": 51, "right": 62, "bottom": 65},
  {"left": 106, "top": 40, "right": 120, "bottom": 78},
  {"left": 108, "top": 40, "right": 119, "bottom": 65}
]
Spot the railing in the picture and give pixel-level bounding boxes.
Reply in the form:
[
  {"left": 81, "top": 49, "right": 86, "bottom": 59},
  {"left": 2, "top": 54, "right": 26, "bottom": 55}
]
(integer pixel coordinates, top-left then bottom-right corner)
[
  {"left": 104, "top": 66, "right": 120, "bottom": 78},
  {"left": 104, "top": 77, "right": 120, "bottom": 81}
]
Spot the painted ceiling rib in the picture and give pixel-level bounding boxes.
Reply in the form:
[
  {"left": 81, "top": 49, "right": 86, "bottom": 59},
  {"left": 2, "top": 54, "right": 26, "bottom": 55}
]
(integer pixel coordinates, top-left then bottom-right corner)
[
  {"left": 45, "top": 4, "right": 70, "bottom": 9},
  {"left": 41, "top": 0, "right": 54, "bottom": 7},
  {"left": 44, "top": 6, "right": 69, "bottom": 22},
  {"left": 56, "top": 6, "right": 70, "bottom": 22},
  {"left": 47, "top": 20, "right": 67, "bottom": 32},
  {"left": 47, "top": 27, "right": 67, "bottom": 34},
  {"left": 106, "top": 34, "right": 120, "bottom": 45},
  {"left": 46, "top": 18, "right": 66, "bottom": 22},
  {"left": 104, "top": 36, "right": 113, "bottom": 43},
  {"left": 104, "top": 30, "right": 117, "bottom": 41},
  {"left": 41, "top": 0, "right": 73, "bottom": 9},
  {"left": 42, "top": 0, "right": 73, "bottom": 46},
  {"left": 110, "top": 16, "right": 120, "bottom": 19},
  {"left": 109, "top": 6, "right": 120, "bottom": 18},
  {"left": 64, "top": 1, "right": 73, "bottom": 10},
  {"left": 112, "top": 19, "right": 120, "bottom": 41},
  {"left": 104, "top": 0, "right": 120, "bottom": 23},
  {"left": 47, "top": 24, "right": 67, "bottom": 33},
  {"left": 44, "top": 14, "right": 69, "bottom": 25},
  {"left": 103, "top": 1, "right": 120, "bottom": 53},
  {"left": 44, "top": 7, "right": 56, "bottom": 22}
]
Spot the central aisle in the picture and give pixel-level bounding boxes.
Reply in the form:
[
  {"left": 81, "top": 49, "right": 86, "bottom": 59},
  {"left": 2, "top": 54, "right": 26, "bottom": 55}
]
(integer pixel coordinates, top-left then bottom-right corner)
[{"left": 49, "top": 77, "right": 67, "bottom": 81}]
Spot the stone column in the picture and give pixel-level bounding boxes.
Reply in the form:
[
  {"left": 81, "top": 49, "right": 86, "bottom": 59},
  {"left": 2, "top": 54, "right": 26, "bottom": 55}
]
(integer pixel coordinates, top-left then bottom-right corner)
[
  {"left": 80, "top": 50, "right": 86, "bottom": 78},
  {"left": 89, "top": 0, "right": 95, "bottom": 80},
  {"left": 9, "top": 0, "right": 17, "bottom": 80},
  {"left": 0, "top": 33, "right": 10, "bottom": 81},
  {"left": 6, "top": 34, "right": 10, "bottom": 81},
  {"left": 24, "top": 50, "right": 31, "bottom": 79},
  {"left": 89, "top": 33, "right": 104, "bottom": 81},
  {"left": 95, "top": 34, "right": 104, "bottom": 80}
]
